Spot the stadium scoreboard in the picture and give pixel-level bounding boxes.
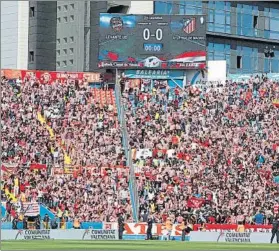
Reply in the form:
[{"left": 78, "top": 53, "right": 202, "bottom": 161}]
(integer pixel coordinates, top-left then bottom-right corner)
[{"left": 98, "top": 14, "right": 206, "bottom": 69}]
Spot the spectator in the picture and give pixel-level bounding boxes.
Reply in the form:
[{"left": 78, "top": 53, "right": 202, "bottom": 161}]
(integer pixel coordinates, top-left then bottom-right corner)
[
  {"left": 51, "top": 217, "right": 58, "bottom": 229},
  {"left": 73, "top": 217, "right": 81, "bottom": 229},
  {"left": 254, "top": 211, "right": 264, "bottom": 225},
  {"left": 35, "top": 215, "right": 41, "bottom": 229},
  {"left": 23, "top": 216, "right": 28, "bottom": 229},
  {"left": 43, "top": 214, "right": 50, "bottom": 229},
  {"left": 12, "top": 215, "right": 18, "bottom": 229}
]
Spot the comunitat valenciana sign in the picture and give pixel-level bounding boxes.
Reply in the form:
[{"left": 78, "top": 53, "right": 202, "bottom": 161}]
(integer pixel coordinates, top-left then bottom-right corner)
[
  {"left": 1, "top": 229, "right": 272, "bottom": 243},
  {"left": 217, "top": 232, "right": 252, "bottom": 243},
  {"left": 15, "top": 230, "right": 51, "bottom": 240},
  {"left": 82, "top": 229, "right": 118, "bottom": 240},
  {"left": 2, "top": 229, "right": 118, "bottom": 241},
  {"left": 124, "top": 70, "right": 185, "bottom": 79}
]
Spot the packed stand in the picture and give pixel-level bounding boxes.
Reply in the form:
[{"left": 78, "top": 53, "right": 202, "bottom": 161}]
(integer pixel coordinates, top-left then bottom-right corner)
[
  {"left": 1, "top": 75, "right": 132, "bottom": 224},
  {"left": 121, "top": 76, "right": 279, "bottom": 225}
]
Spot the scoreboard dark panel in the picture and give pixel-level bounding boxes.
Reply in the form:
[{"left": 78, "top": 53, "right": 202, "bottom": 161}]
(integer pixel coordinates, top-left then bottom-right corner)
[{"left": 98, "top": 14, "right": 206, "bottom": 69}]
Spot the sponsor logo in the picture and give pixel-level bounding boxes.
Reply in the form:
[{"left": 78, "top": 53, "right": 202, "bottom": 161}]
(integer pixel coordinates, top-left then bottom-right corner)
[
  {"left": 217, "top": 232, "right": 251, "bottom": 243},
  {"left": 110, "top": 17, "right": 123, "bottom": 32},
  {"left": 82, "top": 229, "right": 118, "bottom": 240},
  {"left": 143, "top": 56, "right": 162, "bottom": 68},
  {"left": 217, "top": 231, "right": 224, "bottom": 242},
  {"left": 15, "top": 230, "right": 51, "bottom": 240},
  {"left": 41, "top": 72, "right": 51, "bottom": 82}
]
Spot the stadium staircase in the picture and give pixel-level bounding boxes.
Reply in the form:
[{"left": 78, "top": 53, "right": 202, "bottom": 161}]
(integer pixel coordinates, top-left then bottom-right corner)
[
  {"left": 37, "top": 111, "right": 73, "bottom": 172},
  {"left": 39, "top": 203, "right": 56, "bottom": 219},
  {"left": 115, "top": 81, "right": 139, "bottom": 222}
]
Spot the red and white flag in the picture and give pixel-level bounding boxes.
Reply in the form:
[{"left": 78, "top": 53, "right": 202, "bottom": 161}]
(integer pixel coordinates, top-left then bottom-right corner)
[
  {"left": 1, "top": 163, "right": 17, "bottom": 175},
  {"left": 170, "top": 51, "right": 206, "bottom": 63},
  {"left": 274, "top": 204, "right": 279, "bottom": 215},
  {"left": 23, "top": 202, "right": 40, "bottom": 216},
  {"left": 187, "top": 197, "right": 205, "bottom": 209}
]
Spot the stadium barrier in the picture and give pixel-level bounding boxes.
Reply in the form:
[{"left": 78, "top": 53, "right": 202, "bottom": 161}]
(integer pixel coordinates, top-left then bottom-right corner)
[
  {"left": 1, "top": 229, "right": 118, "bottom": 241},
  {"left": 1, "top": 229, "right": 272, "bottom": 243},
  {"left": 106, "top": 222, "right": 272, "bottom": 235}
]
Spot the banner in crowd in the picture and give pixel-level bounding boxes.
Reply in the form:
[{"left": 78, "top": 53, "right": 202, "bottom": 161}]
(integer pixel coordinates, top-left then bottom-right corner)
[
  {"left": 187, "top": 197, "right": 205, "bottom": 208},
  {"left": 1, "top": 69, "right": 100, "bottom": 83},
  {"left": 2, "top": 229, "right": 118, "bottom": 240},
  {"left": 52, "top": 165, "right": 129, "bottom": 178},
  {"left": 22, "top": 202, "right": 40, "bottom": 216},
  {"left": 132, "top": 148, "right": 192, "bottom": 161},
  {"left": 153, "top": 79, "right": 168, "bottom": 88},
  {"left": 1, "top": 163, "right": 17, "bottom": 175},
  {"left": 135, "top": 149, "right": 153, "bottom": 159},
  {"left": 29, "top": 163, "right": 47, "bottom": 170},
  {"left": 124, "top": 70, "right": 185, "bottom": 80}
]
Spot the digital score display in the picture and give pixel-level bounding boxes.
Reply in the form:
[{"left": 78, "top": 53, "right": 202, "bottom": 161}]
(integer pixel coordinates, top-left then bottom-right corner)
[
  {"left": 98, "top": 14, "right": 206, "bottom": 69},
  {"left": 143, "top": 43, "right": 163, "bottom": 52}
]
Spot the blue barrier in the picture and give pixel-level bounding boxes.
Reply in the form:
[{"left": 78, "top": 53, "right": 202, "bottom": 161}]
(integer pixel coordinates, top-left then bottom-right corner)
[
  {"left": 1, "top": 205, "right": 6, "bottom": 218},
  {"left": 40, "top": 204, "right": 56, "bottom": 220},
  {"left": 1, "top": 221, "right": 103, "bottom": 230},
  {"left": 1, "top": 222, "right": 13, "bottom": 229}
]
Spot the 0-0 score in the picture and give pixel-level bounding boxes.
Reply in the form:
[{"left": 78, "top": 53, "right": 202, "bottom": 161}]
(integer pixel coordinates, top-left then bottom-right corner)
[{"left": 143, "top": 28, "right": 163, "bottom": 41}]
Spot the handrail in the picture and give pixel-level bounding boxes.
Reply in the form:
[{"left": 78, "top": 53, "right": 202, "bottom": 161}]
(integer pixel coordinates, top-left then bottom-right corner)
[{"left": 114, "top": 74, "right": 139, "bottom": 222}]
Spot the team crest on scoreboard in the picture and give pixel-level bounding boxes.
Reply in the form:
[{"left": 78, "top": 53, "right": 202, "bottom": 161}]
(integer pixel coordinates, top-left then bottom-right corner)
[
  {"left": 110, "top": 17, "right": 123, "bottom": 32},
  {"left": 183, "top": 18, "right": 196, "bottom": 34}
]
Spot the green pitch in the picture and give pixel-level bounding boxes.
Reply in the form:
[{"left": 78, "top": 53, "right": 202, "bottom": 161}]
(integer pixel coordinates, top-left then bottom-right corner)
[{"left": 1, "top": 240, "right": 279, "bottom": 250}]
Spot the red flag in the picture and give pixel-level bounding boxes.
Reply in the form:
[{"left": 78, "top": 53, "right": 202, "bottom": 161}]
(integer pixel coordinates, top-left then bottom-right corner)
[
  {"left": 187, "top": 197, "right": 205, "bottom": 208},
  {"left": 30, "top": 163, "right": 47, "bottom": 170},
  {"left": 1, "top": 165, "right": 8, "bottom": 172}
]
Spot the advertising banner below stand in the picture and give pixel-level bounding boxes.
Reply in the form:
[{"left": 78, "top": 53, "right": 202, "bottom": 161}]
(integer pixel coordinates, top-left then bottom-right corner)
[
  {"left": 1, "top": 229, "right": 272, "bottom": 243},
  {"left": 1, "top": 229, "right": 118, "bottom": 241},
  {"left": 1, "top": 69, "right": 101, "bottom": 83},
  {"left": 106, "top": 222, "right": 272, "bottom": 236}
]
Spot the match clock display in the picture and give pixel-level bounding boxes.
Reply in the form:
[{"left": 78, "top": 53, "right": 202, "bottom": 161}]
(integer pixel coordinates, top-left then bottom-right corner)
[{"left": 98, "top": 14, "right": 206, "bottom": 69}]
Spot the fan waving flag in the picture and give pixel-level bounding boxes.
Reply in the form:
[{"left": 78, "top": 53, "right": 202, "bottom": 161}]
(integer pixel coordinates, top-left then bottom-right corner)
[
  {"left": 30, "top": 163, "right": 47, "bottom": 170},
  {"left": 272, "top": 99, "right": 279, "bottom": 108},
  {"left": 187, "top": 197, "right": 205, "bottom": 208},
  {"left": 23, "top": 202, "right": 39, "bottom": 216}
]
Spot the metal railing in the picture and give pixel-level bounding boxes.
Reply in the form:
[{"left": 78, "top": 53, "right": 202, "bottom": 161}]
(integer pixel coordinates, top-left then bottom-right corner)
[{"left": 114, "top": 73, "right": 139, "bottom": 222}]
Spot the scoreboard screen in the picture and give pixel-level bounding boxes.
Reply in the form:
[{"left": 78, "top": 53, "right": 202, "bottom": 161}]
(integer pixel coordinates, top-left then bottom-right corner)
[{"left": 98, "top": 14, "right": 206, "bottom": 69}]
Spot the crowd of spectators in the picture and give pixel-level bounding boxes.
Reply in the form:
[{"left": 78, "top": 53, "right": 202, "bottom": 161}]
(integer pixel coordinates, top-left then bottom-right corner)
[
  {"left": 1, "top": 75, "right": 132, "bottom": 223},
  {"left": 2, "top": 72, "right": 279, "bottom": 227},
  {"left": 121, "top": 75, "right": 279, "bottom": 225}
]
